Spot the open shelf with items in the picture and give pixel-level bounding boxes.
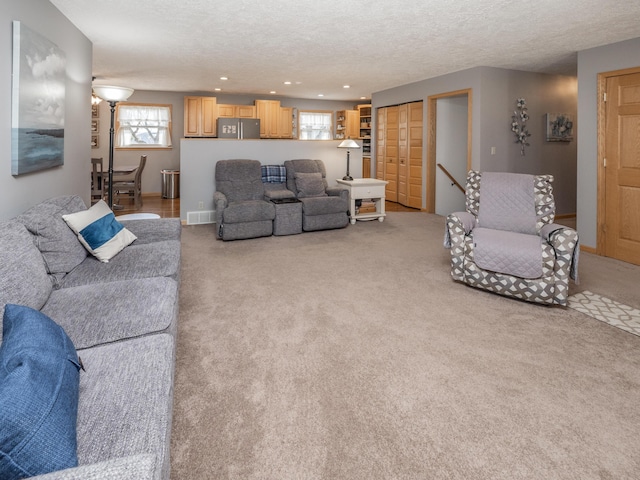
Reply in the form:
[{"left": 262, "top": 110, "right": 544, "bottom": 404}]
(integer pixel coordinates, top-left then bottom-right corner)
[
  {"left": 335, "top": 109, "right": 359, "bottom": 140},
  {"left": 357, "top": 104, "right": 372, "bottom": 177}
]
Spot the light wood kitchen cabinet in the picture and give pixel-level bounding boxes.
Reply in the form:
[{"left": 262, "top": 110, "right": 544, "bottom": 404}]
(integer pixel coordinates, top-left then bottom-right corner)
[
  {"left": 255, "top": 100, "right": 281, "bottom": 138},
  {"left": 336, "top": 109, "right": 359, "bottom": 139},
  {"left": 184, "top": 96, "right": 217, "bottom": 137},
  {"left": 376, "top": 101, "right": 422, "bottom": 208},
  {"left": 217, "top": 104, "right": 256, "bottom": 118},
  {"left": 280, "top": 107, "right": 293, "bottom": 138}
]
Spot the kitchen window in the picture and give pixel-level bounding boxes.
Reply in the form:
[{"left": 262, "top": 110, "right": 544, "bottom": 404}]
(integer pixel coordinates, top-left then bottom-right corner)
[
  {"left": 116, "top": 103, "right": 172, "bottom": 148},
  {"left": 298, "top": 110, "right": 333, "bottom": 140}
]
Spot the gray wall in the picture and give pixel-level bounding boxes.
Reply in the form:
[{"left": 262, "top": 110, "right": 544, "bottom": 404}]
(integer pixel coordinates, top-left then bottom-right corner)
[
  {"left": 92, "top": 91, "right": 360, "bottom": 194},
  {"left": 0, "top": 0, "right": 92, "bottom": 221},
  {"left": 180, "top": 139, "right": 363, "bottom": 222},
  {"left": 576, "top": 37, "right": 640, "bottom": 249},
  {"left": 372, "top": 67, "right": 577, "bottom": 214}
]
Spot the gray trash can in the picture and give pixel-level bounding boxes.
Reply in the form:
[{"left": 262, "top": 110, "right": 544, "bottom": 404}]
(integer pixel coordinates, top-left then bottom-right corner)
[{"left": 161, "top": 169, "right": 180, "bottom": 199}]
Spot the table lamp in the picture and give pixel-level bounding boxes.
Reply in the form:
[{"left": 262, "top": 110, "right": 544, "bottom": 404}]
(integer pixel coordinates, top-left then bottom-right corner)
[{"left": 337, "top": 139, "right": 360, "bottom": 181}]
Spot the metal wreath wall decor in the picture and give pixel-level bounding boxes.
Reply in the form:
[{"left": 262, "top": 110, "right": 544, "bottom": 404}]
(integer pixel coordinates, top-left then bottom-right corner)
[{"left": 511, "top": 98, "right": 531, "bottom": 156}]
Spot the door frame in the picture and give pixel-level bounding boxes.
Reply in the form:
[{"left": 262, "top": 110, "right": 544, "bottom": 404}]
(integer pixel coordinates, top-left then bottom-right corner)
[
  {"left": 426, "top": 89, "right": 472, "bottom": 213},
  {"left": 596, "top": 66, "right": 640, "bottom": 255}
]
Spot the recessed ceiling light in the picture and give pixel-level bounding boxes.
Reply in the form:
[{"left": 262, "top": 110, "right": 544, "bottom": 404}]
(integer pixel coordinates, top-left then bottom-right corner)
[
  {"left": 284, "top": 81, "right": 291, "bottom": 85},
  {"left": 343, "top": 85, "right": 350, "bottom": 89},
  {"left": 270, "top": 91, "right": 277, "bottom": 94},
  {"left": 360, "top": 96, "right": 367, "bottom": 100},
  {"left": 214, "top": 88, "right": 221, "bottom": 91},
  {"left": 317, "top": 94, "right": 324, "bottom": 97},
  {"left": 220, "top": 76, "right": 228, "bottom": 81}
]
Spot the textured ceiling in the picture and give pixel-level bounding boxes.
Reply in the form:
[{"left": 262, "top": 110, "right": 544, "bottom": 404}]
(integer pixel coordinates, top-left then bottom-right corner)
[{"left": 50, "top": 0, "right": 640, "bottom": 101}]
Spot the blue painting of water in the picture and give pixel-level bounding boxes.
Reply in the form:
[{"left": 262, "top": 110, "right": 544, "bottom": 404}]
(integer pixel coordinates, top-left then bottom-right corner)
[{"left": 12, "top": 128, "right": 64, "bottom": 175}]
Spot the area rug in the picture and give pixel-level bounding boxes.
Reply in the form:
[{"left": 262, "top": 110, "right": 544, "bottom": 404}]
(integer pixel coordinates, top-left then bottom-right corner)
[{"left": 568, "top": 290, "right": 640, "bottom": 337}]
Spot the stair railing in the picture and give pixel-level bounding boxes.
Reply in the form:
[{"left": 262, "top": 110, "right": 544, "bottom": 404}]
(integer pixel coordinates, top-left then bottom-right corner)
[{"left": 437, "top": 163, "right": 465, "bottom": 194}]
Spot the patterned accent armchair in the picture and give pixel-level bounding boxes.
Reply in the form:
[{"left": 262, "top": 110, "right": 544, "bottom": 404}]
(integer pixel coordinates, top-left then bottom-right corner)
[
  {"left": 214, "top": 160, "right": 276, "bottom": 241},
  {"left": 444, "top": 170, "right": 579, "bottom": 306}
]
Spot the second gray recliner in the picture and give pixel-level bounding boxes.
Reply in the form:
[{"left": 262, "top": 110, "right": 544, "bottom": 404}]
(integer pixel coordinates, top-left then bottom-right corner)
[{"left": 284, "top": 159, "right": 349, "bottom": 232}]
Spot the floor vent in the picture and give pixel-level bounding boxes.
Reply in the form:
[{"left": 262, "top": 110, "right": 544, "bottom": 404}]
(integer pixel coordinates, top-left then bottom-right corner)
[{"left": 187, "top": 210, "right": 215, "bottom": 225}]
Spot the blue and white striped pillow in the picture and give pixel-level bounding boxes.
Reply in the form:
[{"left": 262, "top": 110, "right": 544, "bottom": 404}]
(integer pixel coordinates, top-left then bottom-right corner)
[{"left": 62, "top": 200, "right": 136, "bottom": 263}]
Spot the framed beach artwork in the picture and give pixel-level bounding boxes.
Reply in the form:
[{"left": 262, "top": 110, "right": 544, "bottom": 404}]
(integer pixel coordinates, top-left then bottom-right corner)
[
  {"left": 546, "top": 113, "right": 573, "bottom": 142},
  {"left": 11, "top": 21, "right": 66, "bottom": 175}
]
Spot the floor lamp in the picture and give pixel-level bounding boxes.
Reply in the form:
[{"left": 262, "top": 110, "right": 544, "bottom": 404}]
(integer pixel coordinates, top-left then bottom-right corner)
[
  {"left": 337, "top": 139, "right": 360, "bottom": 181},
  {"left": 92, "top": 85, "right": 134, "bottom": 209}
]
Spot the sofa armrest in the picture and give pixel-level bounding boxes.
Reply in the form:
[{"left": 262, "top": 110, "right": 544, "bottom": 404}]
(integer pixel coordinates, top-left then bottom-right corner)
[
  {"left": 326, "top": 186, "right": 348, "bottom": 201},
  {"left": 213, "top": 191, "right": 227, "bottom": 238},
  {"left": 263, "top": 188, "right": 295, "bottom": 200},
  {"left": 540, "top": 223, "right": 580, "bottom": 282},
  {"left": 444, "top": 212, "right": 476, "bottom": 248},
  {"left": 32, "top": 454, "right": 157, "bottom": 480}
]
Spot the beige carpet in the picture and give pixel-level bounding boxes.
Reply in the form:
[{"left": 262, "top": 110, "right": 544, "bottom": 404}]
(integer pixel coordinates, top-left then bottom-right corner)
[{"left": 171, "top": 213, "right": 640, "bottom": 480}]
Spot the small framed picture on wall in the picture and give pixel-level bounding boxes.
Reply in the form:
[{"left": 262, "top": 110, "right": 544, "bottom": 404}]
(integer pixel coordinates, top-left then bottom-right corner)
[
  {"left": 91, "top": 119, "right": 99, "bottom": 133},
  {"left": 91, "top": 103, "right": 99, "bottom": 118},
  {"left": 91, "top": 135, "right": 99, "bottom": 148}
]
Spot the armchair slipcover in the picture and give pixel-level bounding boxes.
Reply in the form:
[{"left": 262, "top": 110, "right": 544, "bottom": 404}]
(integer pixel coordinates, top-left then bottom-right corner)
[
  {"left": 284, "top": 159, "right": 349, "bottom": 232},
  {"left": 214, "top": 159, "right": 275, "bottom": 241},
  {"left": 444, "top": 170, "right": 579, "bottom": 306}
]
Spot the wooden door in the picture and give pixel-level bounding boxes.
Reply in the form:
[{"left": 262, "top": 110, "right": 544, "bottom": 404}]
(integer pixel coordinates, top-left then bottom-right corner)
[
  {"left": 603, "top": 71, "right": 640, "bottom": 265},
  {"left": 384, "top": 106, "right": 399, "bottom": 202},
  {"left": 397, "top": 104, "right": 408, "bottom": 205},
  {"left": 407, "top": 101, "right": 423, "bottom": 209},
  {"left": 376, "top": 108, "right": 385, "bottom": 180}
]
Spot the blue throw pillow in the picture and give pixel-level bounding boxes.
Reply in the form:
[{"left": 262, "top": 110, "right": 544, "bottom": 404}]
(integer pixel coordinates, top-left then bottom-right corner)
[{"left": 0, "top": 304, "right": 82, "bottom": 479}]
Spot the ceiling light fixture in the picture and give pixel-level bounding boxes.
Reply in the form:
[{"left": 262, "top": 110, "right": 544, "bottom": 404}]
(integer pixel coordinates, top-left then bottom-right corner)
[
  {"left": 343, "top": 85, "right": 350, "bottom": 89},
  {"left": 220, "top": 76, "right": 228, "bottom": 81},
  {"left": 270, "top": 91, "right": 277, "bottom": 94},
  {"left": 284, "top": 81, "right": 291, "bottom": 85},
  {"left": 318, "top": 94, "right": 324, "bottom": 97},
  {"left": 214, "top": 88, "right": 221, "bottom": 91}
]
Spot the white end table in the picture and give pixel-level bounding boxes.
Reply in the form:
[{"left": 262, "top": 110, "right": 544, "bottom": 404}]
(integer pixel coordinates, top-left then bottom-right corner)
[{"left": 336, "top": 178, "right": 389, "bottom": 224}]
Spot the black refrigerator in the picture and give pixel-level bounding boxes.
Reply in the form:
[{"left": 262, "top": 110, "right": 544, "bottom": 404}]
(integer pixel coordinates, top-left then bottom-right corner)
[{"left": 217, "top": 118, "right": 261, "bottom": 139}]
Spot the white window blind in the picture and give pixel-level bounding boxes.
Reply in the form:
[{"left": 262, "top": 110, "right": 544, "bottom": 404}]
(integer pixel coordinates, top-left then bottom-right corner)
[
  {"left": 116, "top": 104, "right": 172, "bottom": 147},
  {"left": 298, "top": 111, "right": 333, "bottom": 140}
]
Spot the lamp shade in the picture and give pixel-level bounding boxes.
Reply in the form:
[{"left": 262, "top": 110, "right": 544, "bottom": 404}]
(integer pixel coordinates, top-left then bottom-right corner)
[
  {"left": 337, "top": 139, "right": 360, "bottom": 149},
  {"left": 92, "top": 85, "right": 134, "bottom": 102}
]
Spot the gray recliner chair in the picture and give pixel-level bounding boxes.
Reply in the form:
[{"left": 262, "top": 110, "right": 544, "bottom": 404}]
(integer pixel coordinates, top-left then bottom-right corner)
[
  {"left": 214, "top": 159, "right": 276, "bottom": 241},
  {"left": 284, "top": 159, "right": 349, "bottom": 232},
  {"left": 444, "top": 170, "right": 579, "bottom": 306}
]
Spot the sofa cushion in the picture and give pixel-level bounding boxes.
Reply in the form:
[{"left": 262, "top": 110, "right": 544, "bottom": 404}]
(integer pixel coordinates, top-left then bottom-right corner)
[
  {"left": 75, "top": 334, "right": 173, "bottom": 478},
  {"left": 295, "top": 172, "right": 327, "bottom": 198},
  {"left": 62, "top": 201, "right": 137, "bottom": 263},
  {"left": 117, "top": 218, "right": 182, "bottom": 245},
  {"left": 300, "top": 196, "right": 348, "bottom": 216},
  {"left": 0, "top": 304, "right": 81, "bottom": 479},
  {"left": 0, "top": 221, "right": 52, "bottom": 323},
  {"left": 223, "top": 200, "right": 275, "bottom": 224},
  {"left": 472, "top": 227, "right": 544, "bottom": 279},
  {"left": 59, "top": 240, "right": 181, "bottom": 288},
  {"left": 42, "top": 277, "right": 178, "bottom": 349},
  {"left": 15, "top": 202, "right": 88, "bottom": 281}
]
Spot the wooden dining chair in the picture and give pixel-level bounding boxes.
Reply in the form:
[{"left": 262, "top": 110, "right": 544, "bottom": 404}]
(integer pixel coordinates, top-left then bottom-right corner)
[
  {"left": 112, "top": 155, "right": 147, "bottom": 209},
  {"left": 90, "top": 157, "right": 104, "bottom": 204}
]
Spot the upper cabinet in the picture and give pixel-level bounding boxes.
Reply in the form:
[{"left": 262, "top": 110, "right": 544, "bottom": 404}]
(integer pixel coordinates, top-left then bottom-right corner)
[
  {"left": 336, "top": 110, "right": 359, "bottom": 139},
  {"left": 184, "top": 96, "right": 217, "bottom": 137},
  {"left": 218, "top": 104, "right": 256, "bottom": 119},
  {"left": 256, "top": 100, "right": 293, "bottom": 138}
]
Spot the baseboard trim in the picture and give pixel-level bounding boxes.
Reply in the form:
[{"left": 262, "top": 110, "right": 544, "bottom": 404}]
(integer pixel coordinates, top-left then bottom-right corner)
[
  {"left": 556, "top": 213, "right": 576, "bottom": 219},
  {"left": 581, "top": 245, "right": 596, "bottom": 254}
]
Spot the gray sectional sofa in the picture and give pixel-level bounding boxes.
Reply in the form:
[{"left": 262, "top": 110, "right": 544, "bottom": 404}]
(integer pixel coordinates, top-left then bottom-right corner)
[{"left": 0, "top": 195, "right": 181, "bottom": 479}]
